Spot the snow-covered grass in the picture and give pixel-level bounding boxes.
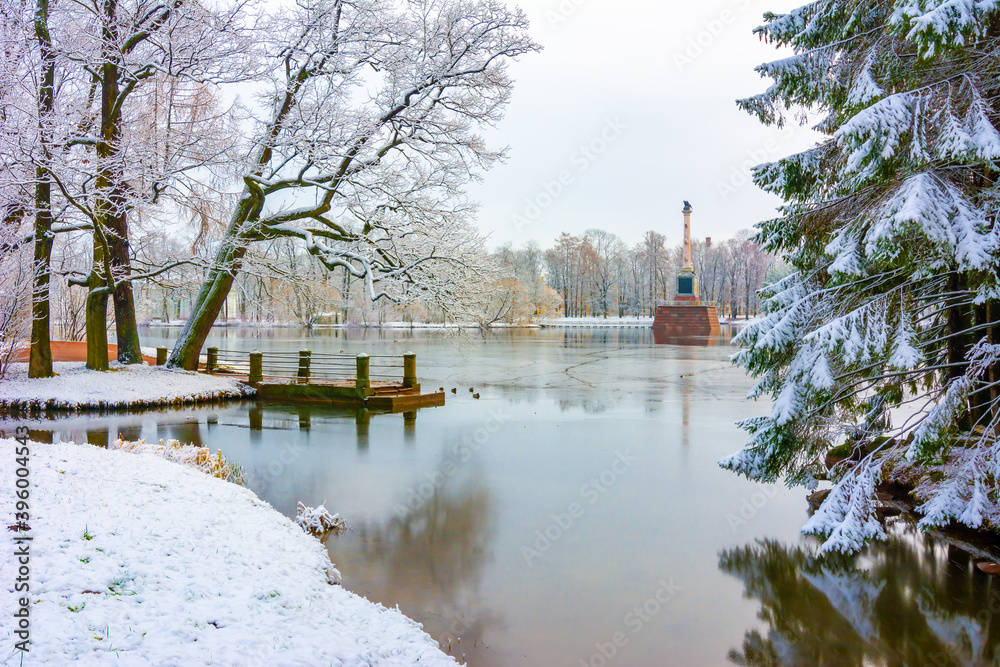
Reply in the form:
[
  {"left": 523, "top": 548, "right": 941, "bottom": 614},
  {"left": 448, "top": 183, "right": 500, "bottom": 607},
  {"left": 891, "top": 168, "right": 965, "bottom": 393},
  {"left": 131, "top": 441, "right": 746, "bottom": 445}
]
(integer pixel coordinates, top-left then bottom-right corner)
[
  {"left": 296, "top": 502, "right": 348, "bottom": 542},
  {"left": 111, "top": 438, "right": 246, "bottom": 486},
  {"left": 0, "top": 363, "right": 254, "bottom": 411},
  {"left": 0, "top": 439, "right": 455, "bottom": 665}
]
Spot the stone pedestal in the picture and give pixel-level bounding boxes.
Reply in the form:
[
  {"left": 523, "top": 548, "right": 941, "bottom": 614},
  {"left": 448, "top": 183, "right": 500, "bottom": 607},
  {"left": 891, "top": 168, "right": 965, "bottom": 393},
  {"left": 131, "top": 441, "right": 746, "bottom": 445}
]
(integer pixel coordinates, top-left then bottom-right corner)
[{"left": 652, "top": 303, "right": 722, "bottom": 338}]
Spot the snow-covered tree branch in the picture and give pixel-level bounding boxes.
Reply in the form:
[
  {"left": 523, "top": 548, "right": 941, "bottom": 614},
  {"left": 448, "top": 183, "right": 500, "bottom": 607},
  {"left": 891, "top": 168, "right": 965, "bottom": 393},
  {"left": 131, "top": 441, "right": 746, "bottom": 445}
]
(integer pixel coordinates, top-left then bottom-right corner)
[
  {"left": 167, "top": 0, "right": 539, "bottom": 369},
  {"left": 722, "top": 0, "right": 1000, "bottom": 553}
]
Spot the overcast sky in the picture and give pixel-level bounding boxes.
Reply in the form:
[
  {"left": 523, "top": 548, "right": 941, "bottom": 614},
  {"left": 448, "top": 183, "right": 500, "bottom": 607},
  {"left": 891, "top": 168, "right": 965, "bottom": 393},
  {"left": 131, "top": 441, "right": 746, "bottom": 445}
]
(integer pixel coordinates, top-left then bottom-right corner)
[{"left": 467, "top": 0, "right": 820, "bottom": 251}]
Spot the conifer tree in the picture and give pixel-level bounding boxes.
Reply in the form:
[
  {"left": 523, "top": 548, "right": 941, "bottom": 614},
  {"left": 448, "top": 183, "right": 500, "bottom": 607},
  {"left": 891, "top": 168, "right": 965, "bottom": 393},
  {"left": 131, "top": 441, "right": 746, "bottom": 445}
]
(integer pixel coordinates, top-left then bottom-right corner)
[{"left": 722, "top": 1, "right": 1000, "bottom": 552}]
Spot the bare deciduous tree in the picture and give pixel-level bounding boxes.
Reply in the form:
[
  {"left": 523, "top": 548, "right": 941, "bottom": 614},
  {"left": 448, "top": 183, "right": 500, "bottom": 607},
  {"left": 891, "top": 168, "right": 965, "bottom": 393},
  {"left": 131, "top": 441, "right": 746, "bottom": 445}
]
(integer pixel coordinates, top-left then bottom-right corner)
[{"left": 167, "top": 0, "right": 538, "bottom": 369}]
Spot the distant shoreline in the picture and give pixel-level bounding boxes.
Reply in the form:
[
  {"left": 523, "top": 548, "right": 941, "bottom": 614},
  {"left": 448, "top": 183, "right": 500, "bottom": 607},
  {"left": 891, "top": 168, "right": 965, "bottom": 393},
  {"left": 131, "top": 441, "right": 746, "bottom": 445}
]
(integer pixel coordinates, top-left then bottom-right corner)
[{"left": 141, "top": 316, "right": 760, "bottom": 330}]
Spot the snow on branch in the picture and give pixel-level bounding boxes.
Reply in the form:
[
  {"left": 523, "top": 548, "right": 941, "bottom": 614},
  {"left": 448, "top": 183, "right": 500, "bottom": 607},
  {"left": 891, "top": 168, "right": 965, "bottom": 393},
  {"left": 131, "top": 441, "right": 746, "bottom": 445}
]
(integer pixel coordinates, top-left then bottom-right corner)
[
  {"left": 836, "top": 92, "right": 915, "bottom": 176},
  {"left": 803, "top": 458, "right": 886, "bottom": 553},
  {"left": 891, "top": 0, "right": 1000, "bottom": 57}
]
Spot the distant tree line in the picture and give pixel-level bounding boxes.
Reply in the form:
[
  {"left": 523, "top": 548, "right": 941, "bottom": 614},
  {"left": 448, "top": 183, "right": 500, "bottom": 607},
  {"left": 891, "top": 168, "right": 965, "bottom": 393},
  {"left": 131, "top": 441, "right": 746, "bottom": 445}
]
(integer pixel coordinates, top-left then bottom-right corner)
[
  {"left": 10, "top": 225, "right": 782, "bottom": 336},
  {"left": 491, "top": 228, "right": 786, "bottom": 321}
]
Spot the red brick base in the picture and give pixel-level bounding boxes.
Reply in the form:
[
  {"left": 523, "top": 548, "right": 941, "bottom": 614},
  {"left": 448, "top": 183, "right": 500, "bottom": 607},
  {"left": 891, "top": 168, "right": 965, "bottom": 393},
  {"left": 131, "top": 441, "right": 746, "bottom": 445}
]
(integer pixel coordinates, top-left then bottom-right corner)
[{"left": 652, "top": 305, "right": 722, "bottom": 338}]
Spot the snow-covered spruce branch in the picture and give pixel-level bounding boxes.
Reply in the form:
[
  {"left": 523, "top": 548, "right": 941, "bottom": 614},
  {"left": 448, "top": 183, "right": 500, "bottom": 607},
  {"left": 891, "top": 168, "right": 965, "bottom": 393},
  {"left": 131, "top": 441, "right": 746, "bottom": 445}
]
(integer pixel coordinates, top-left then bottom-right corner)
[{"left": 724, "top": 0, "right": 1000, "bottom": 551}]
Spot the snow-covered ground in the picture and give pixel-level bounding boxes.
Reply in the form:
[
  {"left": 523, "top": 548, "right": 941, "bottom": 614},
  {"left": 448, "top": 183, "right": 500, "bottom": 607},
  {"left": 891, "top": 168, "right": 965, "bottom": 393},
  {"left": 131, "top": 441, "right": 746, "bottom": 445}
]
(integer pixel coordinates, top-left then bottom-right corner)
[
  {"left": 0, "top": 363, "right": 254, "bottom": 411},
  {"left": 722, "top": 315, "right": 765, "bottom": 328},
  {"left": 536, "top": 316, "right": 653, "bottom": 328},
  {"left": 146, "top": 319, "right": 300, "bottom": 328},
  {"left": 333, "top": 321, "right": 490, "bottom": 329},
  {"left": 0, "top": 439, "right": 455, "bottom": 665}
]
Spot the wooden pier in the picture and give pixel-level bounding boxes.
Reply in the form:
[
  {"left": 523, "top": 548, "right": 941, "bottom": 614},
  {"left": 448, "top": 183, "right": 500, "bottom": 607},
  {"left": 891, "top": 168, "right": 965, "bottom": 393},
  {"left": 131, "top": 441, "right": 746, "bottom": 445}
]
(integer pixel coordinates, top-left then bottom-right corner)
[{"left": 156, "top": 347, "right": 445, "bottom": 411}]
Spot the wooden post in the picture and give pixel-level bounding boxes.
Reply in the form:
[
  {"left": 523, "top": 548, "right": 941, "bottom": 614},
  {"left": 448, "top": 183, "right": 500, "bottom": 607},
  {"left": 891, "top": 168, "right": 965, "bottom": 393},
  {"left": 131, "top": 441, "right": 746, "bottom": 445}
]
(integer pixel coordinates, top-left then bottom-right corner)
[
  {"left": 206, "top": 347, "right": 218, "bottom": 373},
  {"left": 298, "top": 349, "right": 311, "bottom": 383},
  {"left": 156, "top": 347, "right": 168, "bottom": 366},
  {"left": 356, "top": 353, "right": 370, "bottom": 396},
  {"left": 249, "top": 350, "right": 263, "bottom": 384},
  {"left": 403, "top": 351, "right": 417, "bottom": 389}
]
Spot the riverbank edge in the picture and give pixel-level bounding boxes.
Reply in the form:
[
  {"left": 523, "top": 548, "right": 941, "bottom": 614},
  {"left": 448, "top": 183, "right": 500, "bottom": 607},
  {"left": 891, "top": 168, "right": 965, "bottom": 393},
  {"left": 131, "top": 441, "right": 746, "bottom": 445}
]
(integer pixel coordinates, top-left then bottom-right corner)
[
  {"left": 140, "top": 317, "right": 755, "bottom": 330},
  {"left": 0, "top": 438, "right": 456, "bottom": 665},
  {"left": 0, "top": 363, "right": 255, "bottom": 413},
  {"left": 810, "top": 449, "right": 1000, "bottom": 563}
]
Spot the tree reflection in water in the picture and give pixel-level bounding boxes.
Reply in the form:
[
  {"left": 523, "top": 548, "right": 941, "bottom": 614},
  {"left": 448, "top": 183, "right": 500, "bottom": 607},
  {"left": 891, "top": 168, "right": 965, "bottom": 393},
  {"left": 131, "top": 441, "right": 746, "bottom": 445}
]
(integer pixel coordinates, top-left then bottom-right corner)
[
  {"left": 337, "top": 470, "right": 498, "bottom": 662},
  {"left": 720, "top": 524, "right": 1000, "bottom": 666}
]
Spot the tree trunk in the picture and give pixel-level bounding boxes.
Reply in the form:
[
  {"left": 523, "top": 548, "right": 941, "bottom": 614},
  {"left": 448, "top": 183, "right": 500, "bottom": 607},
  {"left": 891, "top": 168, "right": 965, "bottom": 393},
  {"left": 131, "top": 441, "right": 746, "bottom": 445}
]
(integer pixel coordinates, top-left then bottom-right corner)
[
  {"left": 28, "top": 0, "right": 56, "bottom": 379},
  {"left": 85, "top": 239, "right": 110, "bottom": 371},
  {"left": 167, "top": 196, "right": 256, "bottom": 370},
  {"left": 167, "top": 250, "right": 244, "bottom": 370},
  {"left": 341, "top": 269, "right": 351, "bottom": 323},
  {"left": 948, "top": 272, "right": 972, "bottom": 431},
  {"left": 28, "top": 181, "right": 54, "bottom": 378},
  {"left": 110, "top": 245, "right": 142, "bottom": 363},
  {"left": 99, "top": 0, "right": 143, "bottom": 365},
  {"left": 971, "top": 300, "right": 1000, "bottom": 428},
  {"left": 166, "top": 48, "right": 326, "bottom": 369},
  {"left": 990, "top": 301, "right": 1000, "bottom": 429}
]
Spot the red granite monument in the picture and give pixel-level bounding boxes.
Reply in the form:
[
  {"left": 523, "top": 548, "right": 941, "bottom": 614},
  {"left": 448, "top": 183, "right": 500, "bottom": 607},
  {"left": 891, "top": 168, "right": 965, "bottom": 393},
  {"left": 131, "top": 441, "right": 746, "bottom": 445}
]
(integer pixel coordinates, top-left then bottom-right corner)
[{"left": 652, "top": 201, "right": 721, "bottom": 338}]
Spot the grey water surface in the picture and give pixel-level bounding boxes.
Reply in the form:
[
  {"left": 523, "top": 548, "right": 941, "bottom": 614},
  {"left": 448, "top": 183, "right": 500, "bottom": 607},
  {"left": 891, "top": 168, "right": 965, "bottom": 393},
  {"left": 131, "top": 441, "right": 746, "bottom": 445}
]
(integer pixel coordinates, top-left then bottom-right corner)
[{"left": 9, "top": 327, "right": 1000, "bottom": 666}]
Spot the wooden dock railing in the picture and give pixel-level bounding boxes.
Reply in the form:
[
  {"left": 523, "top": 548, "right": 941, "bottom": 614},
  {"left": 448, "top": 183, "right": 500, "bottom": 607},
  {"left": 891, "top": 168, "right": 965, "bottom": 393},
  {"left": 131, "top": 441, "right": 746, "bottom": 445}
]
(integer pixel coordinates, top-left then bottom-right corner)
[
  {"left": 155, "top": 346, "right": 439, "bottom": 409},
  {"left": 155, "top": 347, "right": 414, "bottom": 387}
]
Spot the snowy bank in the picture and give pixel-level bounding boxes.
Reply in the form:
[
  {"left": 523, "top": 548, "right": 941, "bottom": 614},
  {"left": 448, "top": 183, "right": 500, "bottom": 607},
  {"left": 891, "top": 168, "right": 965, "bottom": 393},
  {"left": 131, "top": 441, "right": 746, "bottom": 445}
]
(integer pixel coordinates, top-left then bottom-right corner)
[
  {"left": 722, "top": 316, "right": 764, "bottom": 328},
  {"left": 0, "top": 363, "right": 254, "bottom": 411},
  {"left": 0, "top": 439, "right": 455, "bottom": 665},
  {"left": 537, "top": 316, "right": 652, "bottom": 328},
  {"left": 312, "top": 321, "right": 535, "bottom": 329}
]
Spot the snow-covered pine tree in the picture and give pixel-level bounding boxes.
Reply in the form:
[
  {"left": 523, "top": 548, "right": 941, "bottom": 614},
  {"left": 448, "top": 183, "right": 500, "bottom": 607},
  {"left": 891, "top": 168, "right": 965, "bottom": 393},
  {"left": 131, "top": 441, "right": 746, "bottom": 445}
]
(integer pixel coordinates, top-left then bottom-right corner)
[{"left": 722, "top": 1, "right": 1000, "bottom": 553}]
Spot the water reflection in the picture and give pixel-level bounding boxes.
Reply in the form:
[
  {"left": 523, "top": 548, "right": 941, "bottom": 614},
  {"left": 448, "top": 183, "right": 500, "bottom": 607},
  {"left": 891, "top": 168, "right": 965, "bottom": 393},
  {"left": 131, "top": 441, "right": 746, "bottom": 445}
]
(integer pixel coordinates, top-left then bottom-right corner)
[
  {"left": 168, "top": 420, "right": 204, "bottom": 448},
  {"left": 652, "top": 330, "right": 722, "bottom": 347},
  {"left": 19, "top": 327, "right": 995, "bottom": 665},
  {"left": 355, "top": 410, "right": 370, "bottom": 449},
  {"left": 559, "top": 328, "right": 653, "bottom": 348},
  {"left": 338, "top": 470, "right": 495, "bottom": 661},
  {"left": 403, "top": 410, "right": 417, "bottom": 444},
  {"left": 721, "top": 524, "right": 1000, "bottom": 666}
]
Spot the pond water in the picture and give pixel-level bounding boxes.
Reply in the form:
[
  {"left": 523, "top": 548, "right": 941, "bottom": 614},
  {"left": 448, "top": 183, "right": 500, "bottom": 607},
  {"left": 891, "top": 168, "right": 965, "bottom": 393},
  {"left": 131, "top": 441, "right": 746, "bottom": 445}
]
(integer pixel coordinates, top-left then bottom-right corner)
[{"left": 8, "top": 327, "right": 1000, "bottom": 666}]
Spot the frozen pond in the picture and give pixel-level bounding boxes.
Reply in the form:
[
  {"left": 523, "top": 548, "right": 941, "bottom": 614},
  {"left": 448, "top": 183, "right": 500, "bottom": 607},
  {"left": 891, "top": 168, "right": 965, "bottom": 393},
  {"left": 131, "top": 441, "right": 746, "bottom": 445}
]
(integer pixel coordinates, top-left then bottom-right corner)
[{"left": 9, "top": 327, "right": 1000, "bottom": 665}]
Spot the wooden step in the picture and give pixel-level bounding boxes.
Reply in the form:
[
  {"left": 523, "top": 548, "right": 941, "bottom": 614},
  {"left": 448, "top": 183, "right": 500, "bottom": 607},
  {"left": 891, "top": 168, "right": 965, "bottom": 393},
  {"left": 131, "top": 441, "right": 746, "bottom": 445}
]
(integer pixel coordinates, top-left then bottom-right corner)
[
  {"left": 366, "top": 391, "right": 446, "bottom": 411},
  {"left": 370, "top": 385, "right": 418, "bottom": 396}
]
